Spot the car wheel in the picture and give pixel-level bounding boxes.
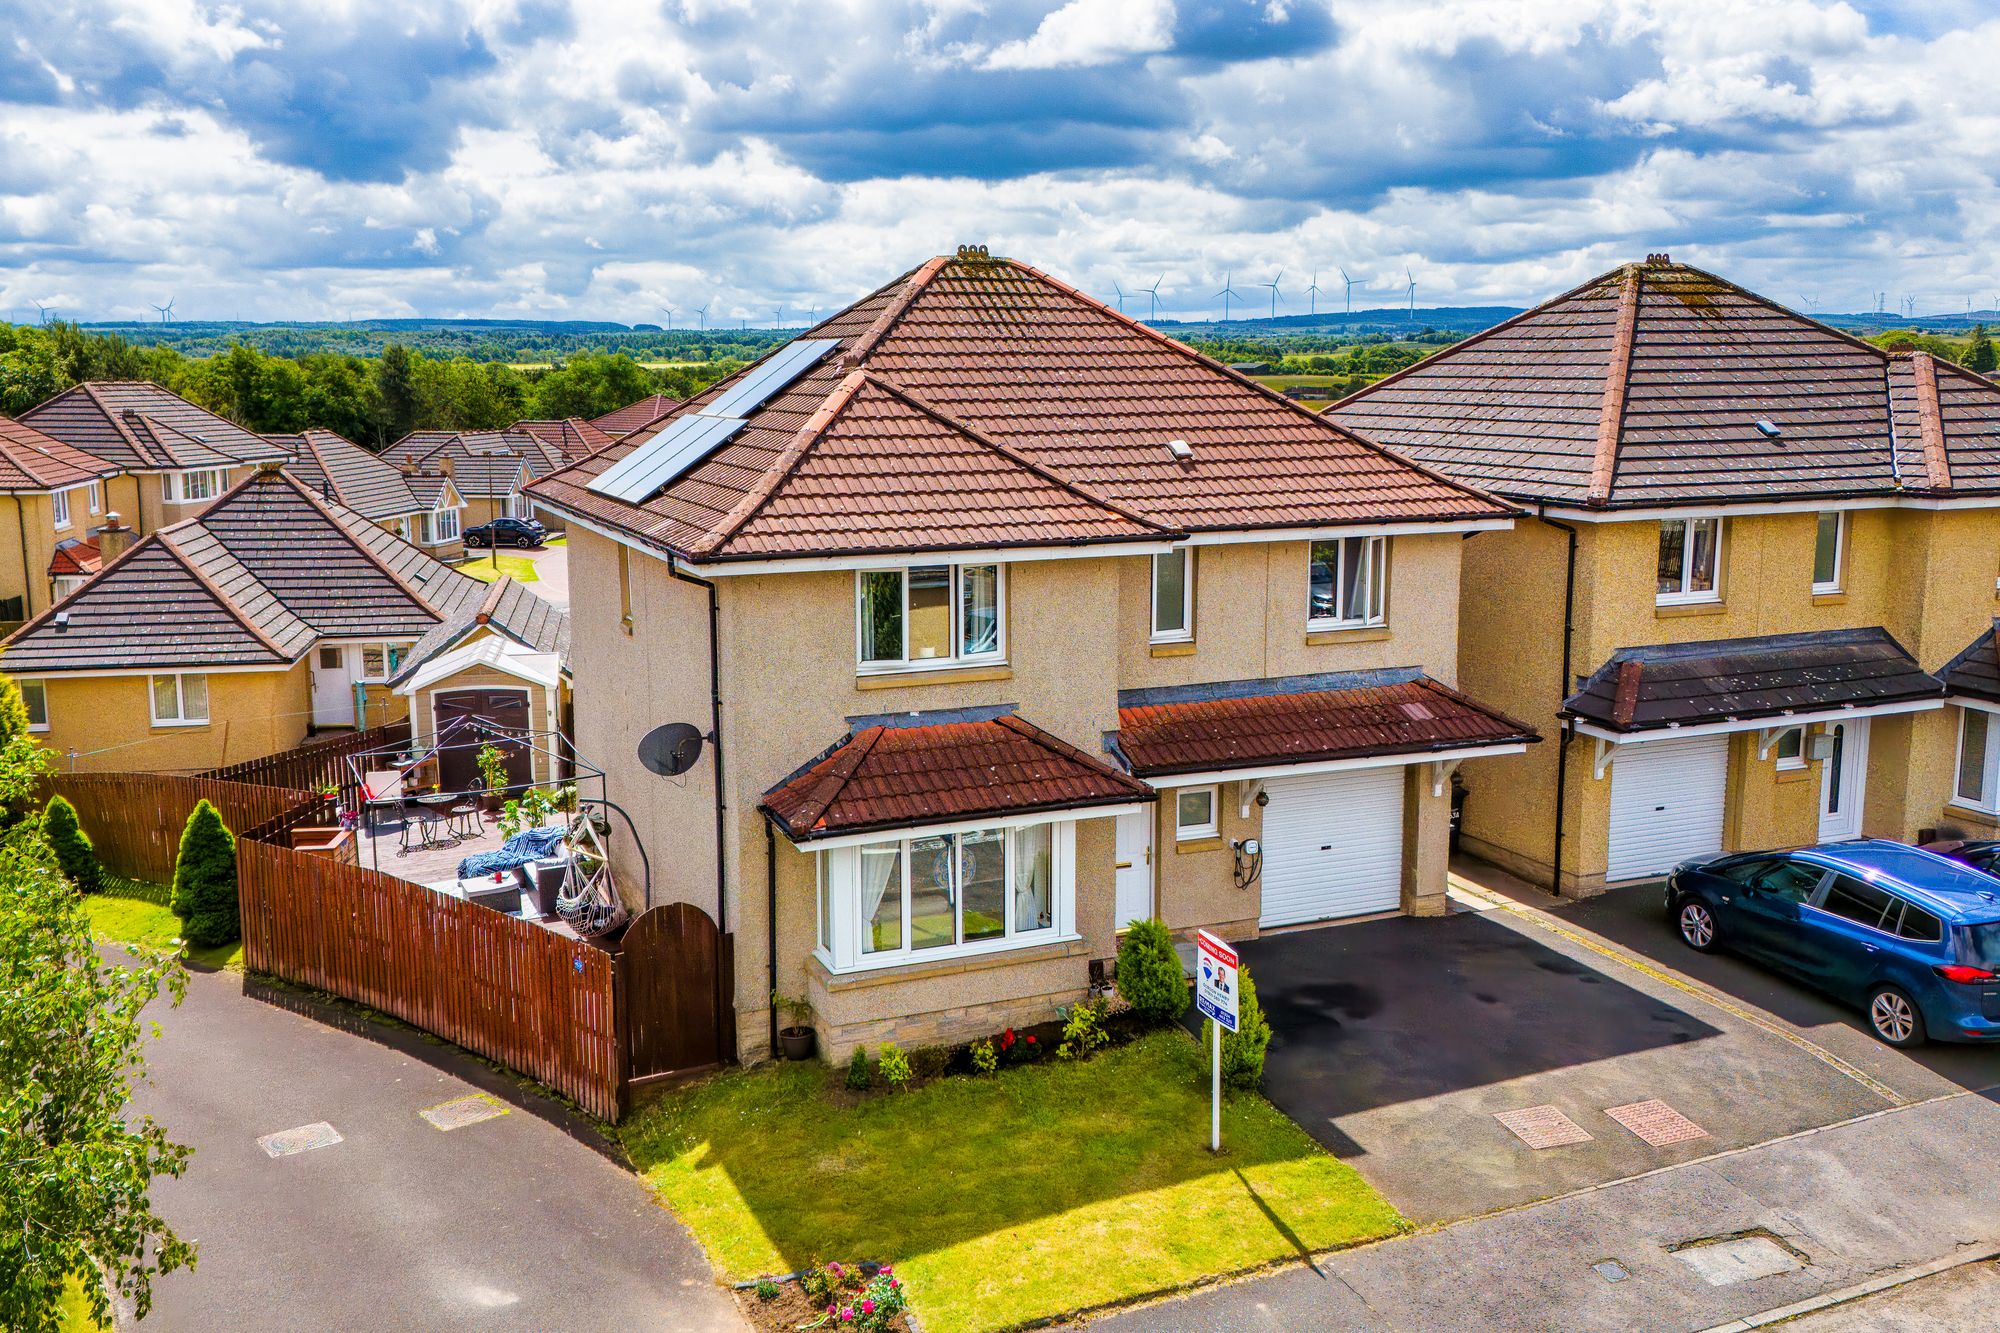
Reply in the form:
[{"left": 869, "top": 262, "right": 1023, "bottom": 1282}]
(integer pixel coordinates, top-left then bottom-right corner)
[
  {"left": 1867, "top": 986, "right": 1926, "bottom": 1047},
  {"left": 1676, "top": 898, "right": 1719, "bottom": 952},
  {"left": 514, "top": 535, "right": 532, "bottom": 548}
]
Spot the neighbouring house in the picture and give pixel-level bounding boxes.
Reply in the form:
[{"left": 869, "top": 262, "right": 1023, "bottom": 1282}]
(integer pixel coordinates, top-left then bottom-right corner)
[
  {"left": 527, "top": 246, "right": 1532, "bottom": 1061},
  {"left": 0, "top": 462, "right": 566, "bottom": 773},
  {"left": 382, "top": 429, "right": 565, "bottom": 533},
  {"left": 265, "top": 427, "right": 434, "bottom": 546},
  {"left": 1328, "top": 253, "right": 2000, "bottom": 894},
  {"left": 587, "top": 393, "right": 680, "bottom": 439},
  {"left": 0, "top": 415, "right": 120, "bottom": 624},
  {"left": 507, "top": 417, "right": 617, "bottom": 464}
]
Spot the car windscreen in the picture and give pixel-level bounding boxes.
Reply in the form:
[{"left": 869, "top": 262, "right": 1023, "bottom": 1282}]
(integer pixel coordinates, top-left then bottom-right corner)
[{"left": 1956, "top": 921, "right": 2000, "bottom": 969}]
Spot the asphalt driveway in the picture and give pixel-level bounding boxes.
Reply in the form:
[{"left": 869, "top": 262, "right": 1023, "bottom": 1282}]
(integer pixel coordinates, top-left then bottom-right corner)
[
  {"left": 1228, "top": 888, "right": 1910, "bottom": 1222},
  {"left": 122, "top": 961, "right": 741, "bottom": 1332}
]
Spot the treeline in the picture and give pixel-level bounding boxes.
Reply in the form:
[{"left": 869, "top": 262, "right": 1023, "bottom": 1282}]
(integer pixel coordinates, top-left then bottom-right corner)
[
  {"left": 1866, "top": 325, "right": 1998, "bottom": 373},
  {"left": 1189, "top": 328, "right": 1458, "bottom": 378},
  {"left": 0, "top": 322, "right": 742, "bottom": 447},
  {"left": 72, "top": 321, "right": 790, "bottom": 364}
]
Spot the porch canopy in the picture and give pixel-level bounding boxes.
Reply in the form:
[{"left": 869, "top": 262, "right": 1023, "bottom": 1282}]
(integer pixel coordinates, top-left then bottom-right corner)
[
  {"left": 1564, "top": 628, "right": 1945, "bottom": 756},
  {"left": 1942, "top": 620, "right": 2000, "bottom": 710},
  {"left": 1108, "top": 667, "right": 1539, "bottom": 787},
  {"left": 760, "top": 706, "right": 1154, "bottom": 848}
]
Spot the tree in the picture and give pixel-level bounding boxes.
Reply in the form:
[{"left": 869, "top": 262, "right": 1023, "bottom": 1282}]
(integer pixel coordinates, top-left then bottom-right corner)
[
  {"left": 1115, "top": 919, "right": 1189, "bottom": 1025},
  {"left": 41, "top": 795, "right": 102, "bottom": 895},
  {"left": 1, "top": 687, "right": 192, "bottom": 1330},
  {"left": 370, "top": 343, "right": 421, "bottom": 445},
  {"left": 1969, "top": 324, "right": 1996, "bottom": 374},
  {"left": 170, "top": 800, "right": 238, "bottom": 948},
  {"left": 0, "top": 675, "right": 46, "bottom": 828}
]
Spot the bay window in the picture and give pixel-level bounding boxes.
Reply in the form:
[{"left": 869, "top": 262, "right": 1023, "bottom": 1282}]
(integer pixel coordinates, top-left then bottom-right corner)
[
  {"left": 856, "top": 563, "right": 1004, "bottom": 672},
  {"left": 1958, "top": 707, "right": 1997, "bottom": 812},
  {"left": 419, "top": 505, "right": 462, "bottom": 545},
  {"left": 1151, "top": 548, "right": 1193, "bottom": 643},
  {"left": 163, "top": 470, "right": 223, "bottom": 504},
  {"left": 1812, "top": 511, "right": 1845, "bottom": 594},
  {"left": 1658, "top": 517, "right": 1722, "bottom": 604},
  {"left": 1307, "top": 535, "right": 1387, "bottom": 629},
  {"left": 818, "top": 819, "right": 1072, "bottom": 971},
  {"left": 150, "top": 672, "right": 210, "bottom": 726}
]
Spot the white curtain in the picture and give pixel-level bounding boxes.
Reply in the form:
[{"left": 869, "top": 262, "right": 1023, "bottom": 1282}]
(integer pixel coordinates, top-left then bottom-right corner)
[
  {"left": 859, "top": 844, "right": 901, "bottom": 951},
  {"left": 1012, "top": 824, "right": 1052, "bottom": 931}
]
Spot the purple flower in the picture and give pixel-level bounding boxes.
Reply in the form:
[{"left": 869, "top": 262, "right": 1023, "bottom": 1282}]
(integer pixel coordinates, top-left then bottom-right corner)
[
  {"left": 841, "top": 1308, "right": 854, "bottom": 1322},
  {"left": 830, "top": 1262, "right": 844, "bottom": 1276},
  {"left": 879, "top": 1265, "right": 892, "bottom": 1276}
]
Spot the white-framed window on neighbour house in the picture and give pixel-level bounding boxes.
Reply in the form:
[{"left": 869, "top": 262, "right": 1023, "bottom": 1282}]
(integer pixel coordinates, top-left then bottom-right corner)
[
  {"left": 816, "top": 819, "right": 1073, "bottom": 972},
  {"left": 52, "top": 575, "right": 87, "bottom": 601},
  {"left": 149, "top": 673, "right": 210, "bottom": 726},
  {"left": 1307, "top": 536, "right": 1388, "bottom": 629},
  {"left": 1773, "top": 727, "right": 1806, "bottom": 772},
  {"left": 86, "top": 481, "right": 101, "bottom": 515},
  {"left": 506, "top": 491, "right": 532, "bottom": 520},
  {"left": 1957, "top": 707, "right": 1999, "bottom": 813},
  {"left": 1812, "top": 511, "right": 1845, "bottom": 594},
  {"left": 162, "top": 470, "right": 223, "bottom": 504},
  {"left": 419, "top": 506, "right": 461, "bottom": 545},
  {"left": 1175, "top": 785, "right": 1219, "bottom": 841},
  {"left": 17, "top": 680, "right": 46, "bottom": 732},
  {"left": 1151, "top": 548, "right": 1193, "bottom": 643},
  {"left": 357, "top": 642, "right": 413, "bottom": 682},
  {"left": 1658, "top": 517, "right": 1722, "bottom": 604},
  {"left": 51, "top": 489, "right": 70, "bottom": 530},
  {"left": 855, "top": 563, "right": 1004, "bottom": 672}
]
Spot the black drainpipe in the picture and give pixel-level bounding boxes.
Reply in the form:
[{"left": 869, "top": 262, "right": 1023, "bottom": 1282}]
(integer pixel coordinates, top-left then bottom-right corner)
[
  {"left": 1540, "top": 508, "right": 1581, "bottom": 897},
  {"left": 665, "top": 554, "right": 728, "bottom": 933},
  {"left": 765, "top": 815, "right": 779, "bottom": 1057},
  {"left": 12, "top": 497, "right": 32, "bottom": 620}
]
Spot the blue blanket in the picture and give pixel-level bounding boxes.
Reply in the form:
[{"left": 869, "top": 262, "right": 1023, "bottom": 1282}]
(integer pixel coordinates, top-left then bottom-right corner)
[{"left": 458, "top": 825, "right": 566, "bottom": 879}]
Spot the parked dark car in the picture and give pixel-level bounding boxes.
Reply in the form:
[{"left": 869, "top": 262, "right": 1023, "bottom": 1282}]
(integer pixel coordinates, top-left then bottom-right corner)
[
  {"left": 463, "top": 516, "right": 546, "bottom": 549},
  {"left": 1665, "top": 839, "right": 2000, "bottom": 1047},
  {"left": 1924, "top": 838, "right": 2000, "bottom": 878}
]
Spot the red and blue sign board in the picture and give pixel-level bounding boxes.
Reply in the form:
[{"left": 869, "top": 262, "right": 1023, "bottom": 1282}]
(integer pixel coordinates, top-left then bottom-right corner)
[{"left": 1195, "top": 929, "right": 1238, "bottom": 1033}]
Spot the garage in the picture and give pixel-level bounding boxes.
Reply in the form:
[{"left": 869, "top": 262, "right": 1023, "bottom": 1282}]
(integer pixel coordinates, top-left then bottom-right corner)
[
  {"left": 1259, "top": 766, "right": 1405, "bottom": 927},
  {"left": 1606, "top": 732, "right": 1728, "bottom": 881}
]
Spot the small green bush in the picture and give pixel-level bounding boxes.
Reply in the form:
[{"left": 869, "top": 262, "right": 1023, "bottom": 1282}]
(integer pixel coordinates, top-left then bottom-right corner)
[
  {"left": 969, "top": 1039, "right": 998, "bottom": 1075},
  {"left": 1056, "top": 996, "right": 1109, "bottom": 1060},
  {"left": 42, "top": 794, "right": 104, "bottom": 894},
  {"left": 171, "top": 798, "right": 239, "bottom": 948},
  {"left": 908, "top": 1044, "right": 949, "bottom": 1081},
  {"left": 754, "top": 1279, "right": 781, "bottom": 1302},
  {"left": 845, "top": 1046, "right": 871, "bottom": 1090},
  {"left": 1202, "top": 963, "right": 1272, "bottom": 1090},
  {"left": 1115, "top": 919, "right": 1188, "bottom": 1025},
  {"left": 878, "top": 1042, "right": 912, "bottom": 1089}
]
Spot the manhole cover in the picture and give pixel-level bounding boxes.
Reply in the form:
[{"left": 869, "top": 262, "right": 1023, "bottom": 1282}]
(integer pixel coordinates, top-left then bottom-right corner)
[
  {"left": 1494, "top": 1104, "right": 1594, "bottom": 1148},
  {"left": 1671, "top": 1234, "right": 1804, "bottom": 1286},
  {"left": 1606, "top": 1099, "right": 1710, "bottom": 1147},
  {"left": 258, "top": 1122, "right": 343, "bottom": 1158},
  {"left": 421, "top": 1094, "right": 509, "bottom": 1132}
]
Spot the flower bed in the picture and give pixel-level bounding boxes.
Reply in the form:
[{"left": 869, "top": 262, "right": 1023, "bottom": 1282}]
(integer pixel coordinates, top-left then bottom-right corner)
[{"left": 742, "top": 1260, "right": 910, "bottom": 1333}]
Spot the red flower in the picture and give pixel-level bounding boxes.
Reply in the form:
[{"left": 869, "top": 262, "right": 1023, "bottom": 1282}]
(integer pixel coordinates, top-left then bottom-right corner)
[
  {"left": 1026, "top": 1035, "right": 1037, "bottom": 1044},
  {"left": 861, "top": 1299, "right": 875, "bottom": 1314}
]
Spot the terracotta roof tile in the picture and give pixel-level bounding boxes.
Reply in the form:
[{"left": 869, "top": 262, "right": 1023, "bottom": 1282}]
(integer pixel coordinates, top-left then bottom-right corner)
[
  {"left": 1113, "top": 669, "right": 1539, "bottom": 777},
  {"left": 48, "top": 537, "right": 100, "bottom": 578},
  {"left": 0, "top": 416, "right": 119, "bottom": 492},
  {"left": 382, "top": 429, "right": 558, "bottom": 500},
  {"left": 588, "top": 394, "right": 682, "bottom": 438},
  {"left": 21, "top": 382, "right": 284, "bottom": 472},
  {"left": 761, "top": 710, "right": 1154, "bottom": 841},
  {"left": 508, "top": 417, "right": 618, "bottom": 463}
]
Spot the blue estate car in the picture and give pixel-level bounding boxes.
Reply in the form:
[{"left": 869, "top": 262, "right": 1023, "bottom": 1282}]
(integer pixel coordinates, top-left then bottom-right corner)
[{"left": 1666, "top": 840, "right": 2000, "bottom": 1047}]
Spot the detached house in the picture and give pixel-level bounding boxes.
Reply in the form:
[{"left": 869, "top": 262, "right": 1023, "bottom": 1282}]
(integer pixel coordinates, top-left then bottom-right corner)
[
  {"left": 528, "top": 248, "right": 1532, "bottom": 1060},
  {"left": 382, "top": 429, "right": 565, "bottom": 534},
  {"left": 1329, "top": 255, "right": 2000, "bottom": 894},
  {"left": 265, "top": 427, "right": 439, "bottom": 547},
  {"left": 0, "top": 415, "right": 120, "bottom": 623},
  {"left": 588, "top": 394, "right": 679, "bottom": 440},
  {"left": 507, "top": 417, "right": 616, "bottom": 464}
]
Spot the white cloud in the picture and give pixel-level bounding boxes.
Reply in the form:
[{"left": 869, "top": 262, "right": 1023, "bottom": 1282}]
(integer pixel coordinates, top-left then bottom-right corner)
[{"left": 981, "top": 0, "right": 1176, "bottom": 70}]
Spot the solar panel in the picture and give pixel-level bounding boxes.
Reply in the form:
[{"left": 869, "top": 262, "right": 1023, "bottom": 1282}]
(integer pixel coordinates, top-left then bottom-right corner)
[{"left": 584, "top": 337, "right": 840, "bottom": 504}]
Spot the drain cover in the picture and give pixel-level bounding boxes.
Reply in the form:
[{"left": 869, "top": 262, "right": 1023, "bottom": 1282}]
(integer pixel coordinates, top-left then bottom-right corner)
[
  {"left": 1494, "top": 1104, "right": 1594, "bottom": 1148},
  {"left": 258, "top": 1122, "right": 343, "bottom": 1158},
  {"left": 1606, "top": 1099, "right": 1710, "bottom": 1147},
  {"left": 421, "top": 1094, "right": 509, "bottom": 1131},
  {"left": 1671, "top": 1234, "right": 1804, "bottom": 1286}
]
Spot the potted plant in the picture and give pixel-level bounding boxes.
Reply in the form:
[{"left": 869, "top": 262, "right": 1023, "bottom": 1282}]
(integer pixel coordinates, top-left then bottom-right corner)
[
  {"left": 772, "top": 989, "right": 817, "bottom": 1061},
  {"left": 475, "top": 743, "right": 508, "bottom": 812}
]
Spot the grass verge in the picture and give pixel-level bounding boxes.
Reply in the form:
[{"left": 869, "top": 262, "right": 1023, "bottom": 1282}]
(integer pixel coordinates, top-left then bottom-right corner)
[
  {"left": 59, "top": 1273, "right": 106, "bottom": 1331},
  {"left": 623, "top": 1028, "right": 1405, "bottom": 1333},
  {"left": 82, "top": 875, "right": 243, "bottom": 971},
  {"left": 457, "top": 553, "right": 540, "bottom": 583}
]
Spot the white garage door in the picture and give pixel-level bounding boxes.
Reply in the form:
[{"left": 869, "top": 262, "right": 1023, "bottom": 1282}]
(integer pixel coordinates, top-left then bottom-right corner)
[
  {"left": 1259, "top": 767, "right": 1406, "bottom": 927},
  {"left": 1607, "top": 733, "right": 1729, "bottom": 882}
]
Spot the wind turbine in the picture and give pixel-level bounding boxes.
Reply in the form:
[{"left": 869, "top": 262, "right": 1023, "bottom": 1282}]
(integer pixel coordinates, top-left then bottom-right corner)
[
  {"left": 773, "top": 306, "right": 784, "bottom": 329},
  {"left": 1211, "top": 272, "right": 1242, "bottom": 322},
  {"left": 1306, "top": 273, "right": 1323, "bottom": 316},
  {"left": 1142, "top": 275, "right": 1164, "bottom": 321},
  {"left": 660, "top": 304, "right": 676, "bottom": 330},
  {"left": 1405, "top": 268, "right": 1417, "bottom": 320},
  {"left": 1258, "top": 270, "right": 1284, "bottom": 319},
  {"left": 695, "top": 299, "right": 712, "bottom": 329},
  {"left": 1112, "top": 279, "right": 1127, "bottom": 314},
  {"left": 32, "top": 301, "right": 51, "bottom": 325},
  {"left": 151, "top": 298, "right": 175, "bottom": 324},
  {"left": 1338, "top": 267, "right": 1356, "bottom": 315}
]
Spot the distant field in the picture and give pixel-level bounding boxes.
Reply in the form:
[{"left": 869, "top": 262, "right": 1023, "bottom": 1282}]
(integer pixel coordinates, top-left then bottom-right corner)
[{"left": 504, "top": 359, "right": 718, "bottom": 370}]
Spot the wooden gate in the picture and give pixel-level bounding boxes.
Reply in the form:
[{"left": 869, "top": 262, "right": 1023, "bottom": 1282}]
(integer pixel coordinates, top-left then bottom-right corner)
[{"left": 619, "top": 902, "right": 728, "bottom": 1089}]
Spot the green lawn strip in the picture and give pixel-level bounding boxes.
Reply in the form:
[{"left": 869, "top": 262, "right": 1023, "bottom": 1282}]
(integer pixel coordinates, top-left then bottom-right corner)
[
  {"left": 623, "top": 1029, "right": 1405, "bottom": 1333},
  {"left": 59, "top": 1272, "right": 107, "bottom": 1330},
  {"left": 82, "top": 875, "right": 243, "bottom": 970},
  {"left": 457, "top": 553, "right": 540, "bottom": 584}
]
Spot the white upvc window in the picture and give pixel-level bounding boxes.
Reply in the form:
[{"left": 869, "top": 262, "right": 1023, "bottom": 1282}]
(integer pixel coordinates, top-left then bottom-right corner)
[
  {"left": 1657, "top": 517, "right": 1722, "bottom": 604},
  {"left": 1957, "top": 707, "right": 1999, "bottom": 813},
  {"left": 357, "top": 642, "right": 413, "bottom": 682},
  {"left": 17, "top": 679, "right": 47, "bottom": 732},
  {"left": 855, "top": 563, "right": 1004, "bottom": 673},
  {"left": 86, "top": 481, "right": 101, "bottom": 515},
  {"left": 419, "top": 506, "right": 462, "bottom": 545},
  {"left": 1151, "top": 548, "right": 1193, "bottom": 643},
  {"left": 1773, "top": 727, "right": 1806, "bottom": 772},
  {"left": 149, "top": 672, "right": 210, "bottom": 726},
  {"left": 51, "top": 490, "right": 71, "bottom": 530},
  {"left": 52, "top": 575, "right": 87, "bottom": 601},
  {"left": 1175, "top": 785, "right": 1219, "bottom": 840},
  {"left": 816, "top": 818, "right": 1076, "bottom": 972},
  {"left": 1307, "top": 535, "right": 1388, "bottom": 629},
  {"left": 1812, "top": 511, "right": 1845, "bottom": 594},
  {"left": 506, "top": 491, "right": 532, "bottom": 520},
  {"left": 163, "top": 470, "right": 224, "bottom": 504}
]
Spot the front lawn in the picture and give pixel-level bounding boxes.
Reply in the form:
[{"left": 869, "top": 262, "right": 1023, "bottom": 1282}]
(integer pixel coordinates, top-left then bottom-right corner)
[
  {"left": 82, "top": 876, "right": 242, "bottom": 970},
  {"left": 623, "top": 1029, "right": 1405, "bottom": 1332},
  {"left": 457, "top": 553, "right": 539, "bottom": 584}
]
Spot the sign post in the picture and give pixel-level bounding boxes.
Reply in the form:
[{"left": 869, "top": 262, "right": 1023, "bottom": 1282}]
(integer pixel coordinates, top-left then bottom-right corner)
[{"left": 1194, "top": 929, "right": 1239, "bottom": 1153}]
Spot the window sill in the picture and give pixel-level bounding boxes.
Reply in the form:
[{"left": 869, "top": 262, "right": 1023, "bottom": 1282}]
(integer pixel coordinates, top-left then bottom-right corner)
[
  {"left": 811, "top": 935, "right": 1088, "bottom": 989},
  {"left": 855, "top": 663, "right": 1012, "bottom": 690},
  {"left": 1175, "top": 835, "right": 1225, "bottom": 854},
  {"left": 1811, "top": 591, "right": 1847, "bottom": 605},
  {"left": 1305, "top": 625, "right": 1391, "bottom": 645},
  {"left": 1149, "top": 641, "right": 1197, "bottom": 658},
  {"left": 151, "top": 720, "right": 211, "bottom": 730},
  {"left": 1655, "top": 601, "right": 1728, "bottom": 619},
  {"left": 1773, "top": 767, "right": 1812, "bottom": 785},
  {"left": 1946, "top": 802, "right": 2000, "bottom": 823}
]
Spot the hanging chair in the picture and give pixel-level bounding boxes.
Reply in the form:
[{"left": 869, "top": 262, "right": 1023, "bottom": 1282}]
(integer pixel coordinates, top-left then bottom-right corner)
[{"left": 556, "top": 810, "right": 627, "bottom": 938}]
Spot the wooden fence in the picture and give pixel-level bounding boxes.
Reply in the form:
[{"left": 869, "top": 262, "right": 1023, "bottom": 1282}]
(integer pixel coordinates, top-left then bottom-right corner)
[
  {"left": 237, "top": 838, "right": 623, "bottom": 1120},
  {"left": 46, "top": 773, "right": 317, "bottom": 884},
  {"left": 200, "top": 720, "right": 411, "bottom": 812}
]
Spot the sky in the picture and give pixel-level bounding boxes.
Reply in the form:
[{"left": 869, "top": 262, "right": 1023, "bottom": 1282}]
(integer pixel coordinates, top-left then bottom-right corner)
[{"left": 4, "top": 0, "right": 1999, "bottom": 325}]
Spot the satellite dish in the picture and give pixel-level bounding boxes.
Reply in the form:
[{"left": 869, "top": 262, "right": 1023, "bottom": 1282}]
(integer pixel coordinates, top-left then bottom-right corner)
[{"left": 638, "top": 722, "right": 705, "bottom": 777}]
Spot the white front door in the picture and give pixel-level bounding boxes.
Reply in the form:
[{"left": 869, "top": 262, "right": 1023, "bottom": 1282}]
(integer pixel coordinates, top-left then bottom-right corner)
[
  {"left": 309, "top": 644, "right": 356, "bottom": 727},
  {"left": 1818, "top": 719, "right": 1869, "bottom": 842},
  {"left": 1258, "top": 767, "right": 1405, "bottom": 927},
  {"left": 1607, "top": 733, "right": 1729, "bottom": 881},
  {"left": 1114, "top": 810, "right": 1153, "bottom": 928}
]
